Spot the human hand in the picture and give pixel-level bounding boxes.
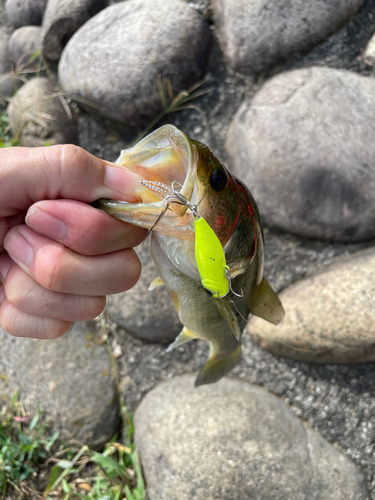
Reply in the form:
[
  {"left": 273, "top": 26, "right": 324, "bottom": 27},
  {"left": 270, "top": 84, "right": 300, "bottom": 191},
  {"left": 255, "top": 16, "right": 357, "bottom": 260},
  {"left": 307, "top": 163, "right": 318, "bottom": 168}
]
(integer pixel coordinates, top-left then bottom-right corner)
[{"left": 0, "top": 145, "right": 146, "bottom": 338}]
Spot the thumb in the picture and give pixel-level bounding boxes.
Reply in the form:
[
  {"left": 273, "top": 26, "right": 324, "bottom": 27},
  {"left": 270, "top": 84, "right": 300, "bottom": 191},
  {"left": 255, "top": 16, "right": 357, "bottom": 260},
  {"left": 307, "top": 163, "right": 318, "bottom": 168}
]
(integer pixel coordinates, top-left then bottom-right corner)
[{"left": 0, "top": 144, "right": 142, "bottom": 218}]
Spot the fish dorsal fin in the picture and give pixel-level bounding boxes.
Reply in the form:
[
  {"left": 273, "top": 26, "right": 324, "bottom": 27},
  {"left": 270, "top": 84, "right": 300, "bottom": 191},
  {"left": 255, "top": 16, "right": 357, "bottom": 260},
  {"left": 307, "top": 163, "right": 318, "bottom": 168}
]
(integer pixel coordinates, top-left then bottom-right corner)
[
  {"left": 248, "top": 277, "right": 285, "bottom": 325},
  {"left": 166, "top": 326, "right": 197, "bottom": 352},
  {"left": 148, "top": 277, "right": 164, "bottom": 291},
  {"left": 213, "top": 298, "right": 241, "bottom": 340}
]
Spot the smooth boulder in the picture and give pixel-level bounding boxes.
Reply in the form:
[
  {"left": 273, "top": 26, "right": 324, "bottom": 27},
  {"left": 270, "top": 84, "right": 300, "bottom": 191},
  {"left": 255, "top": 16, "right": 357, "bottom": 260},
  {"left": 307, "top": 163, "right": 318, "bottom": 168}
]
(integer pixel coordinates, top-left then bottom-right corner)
[
  {"left": 135, "top": 376, "right": 367, "bottom": 500},
  {"left": 58, "top": 0, "right": 212, "bottom": 126},
  {"left": 5, "top": 0, "right": 47, "bottom": 28},
  {"left": 0, "top": 27, "right": 17, "bottom": 108},
  {"left": 9, "top": 26, "right": 42, "bottom": 68},
  {"left": 8, "top": 76, "right": 78, "bottom": 146},
  {"left": 226, "top": 67, "right": 375, "bottom": 241},
  {"left": 249, "top": 247, "right": 375, "bottom": 363},
  {"left": 42, "top": 0, "right": 109, "bottom": 62},
  {"left": 212, "top": 0, "right": 363, "bottom": 73},
  {"left": 0, "top": 321, "right": 119, "bottom": 449}
]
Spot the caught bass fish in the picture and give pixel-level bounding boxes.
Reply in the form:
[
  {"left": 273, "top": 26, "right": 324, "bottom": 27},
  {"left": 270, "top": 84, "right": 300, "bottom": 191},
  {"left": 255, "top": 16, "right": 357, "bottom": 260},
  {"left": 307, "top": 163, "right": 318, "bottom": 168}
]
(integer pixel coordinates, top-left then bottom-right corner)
[{"left": 98, "top": 125, "right": 284, "bottom": 386}]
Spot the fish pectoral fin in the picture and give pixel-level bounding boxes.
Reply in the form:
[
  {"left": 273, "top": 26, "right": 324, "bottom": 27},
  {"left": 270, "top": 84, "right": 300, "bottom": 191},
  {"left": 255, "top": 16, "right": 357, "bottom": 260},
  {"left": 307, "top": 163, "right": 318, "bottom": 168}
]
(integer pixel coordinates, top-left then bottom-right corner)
[
  {"left": 248, "top": 277, "right": 285, "bottom": 325},
  {"left": 195, "top": 343, "right": 241, "bottom": 387},
  {"left": 212, "top": 298, "right": 241, "bottom": 340},
  {"left": 166, "top": 327, "right": 197, "bottom": 353},
  {"left": 148, "top": 277, "right": 164, "bottom": 291}
]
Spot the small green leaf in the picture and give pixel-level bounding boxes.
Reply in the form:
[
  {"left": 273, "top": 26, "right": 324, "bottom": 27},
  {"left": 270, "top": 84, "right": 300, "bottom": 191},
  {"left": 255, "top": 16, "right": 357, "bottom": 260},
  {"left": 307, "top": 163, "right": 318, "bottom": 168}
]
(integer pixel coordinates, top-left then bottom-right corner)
[
  {"left": 44, "top": 465, "right": 63, "bottom": 494},
  {"left": 91, "top": 453, "right": 126, "bottom": 477},
  {"left": 29, "top": 414, "right": 39, "bottom": 430},
  {"left": 10, "top": 392, "right": 19, "bottom": 407},
  {"left": 125, "top": 485, "right": 135, "bottom": 500},
  {"left": 45, "top": 431, "right": 59, "bottom": 451},
  {"left": 62, "top": 478, "right": 70, "bottom": 493},
  {"left": 29, "top": 50, "right": 40, "bottom": 62}
]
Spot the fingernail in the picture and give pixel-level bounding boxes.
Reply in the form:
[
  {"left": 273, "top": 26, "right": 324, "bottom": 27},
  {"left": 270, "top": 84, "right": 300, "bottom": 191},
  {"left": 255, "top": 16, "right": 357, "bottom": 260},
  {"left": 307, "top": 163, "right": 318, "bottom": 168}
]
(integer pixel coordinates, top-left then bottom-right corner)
[
  {"left": 4, "top": 229, "right": 33, "bottom": 267},
  {"left": 26, "top": 207, "right": 66, "bottom": 240},
  {"left": 104, "top": 164, "right": 143, "bottom": 198}
]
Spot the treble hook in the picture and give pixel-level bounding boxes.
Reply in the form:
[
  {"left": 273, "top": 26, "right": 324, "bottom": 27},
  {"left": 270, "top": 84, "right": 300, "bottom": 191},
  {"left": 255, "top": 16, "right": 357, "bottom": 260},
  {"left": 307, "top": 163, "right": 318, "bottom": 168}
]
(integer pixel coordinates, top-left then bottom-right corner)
[
  {"left": 225, "top": 268, "right": 244, "bottom": 298},
  {"left": 163, "top": 181, "right": 199, "bottom": 218}
]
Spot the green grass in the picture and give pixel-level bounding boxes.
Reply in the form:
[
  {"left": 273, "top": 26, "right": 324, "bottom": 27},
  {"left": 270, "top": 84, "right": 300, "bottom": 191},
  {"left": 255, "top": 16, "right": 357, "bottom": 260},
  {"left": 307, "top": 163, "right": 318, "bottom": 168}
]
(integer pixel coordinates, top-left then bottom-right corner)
[
  {"left": 0, "top": 316, "right": 146, "bottom": 499},
  {"left": 44, "top": 437, "right": 145, "bottom": 500},
  {"left": 0, "top": 112, "right": 20, "bottom": 147},
  {"left": 0, "top": 392, "right": 59, "bottom": 498}
]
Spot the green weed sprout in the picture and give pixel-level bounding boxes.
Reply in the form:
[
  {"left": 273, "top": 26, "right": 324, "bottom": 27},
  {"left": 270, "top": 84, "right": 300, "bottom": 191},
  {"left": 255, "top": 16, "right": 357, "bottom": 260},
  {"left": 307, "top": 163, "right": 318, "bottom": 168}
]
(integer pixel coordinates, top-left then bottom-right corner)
[{"left": 0, "top": 392, "right": 59, "bottom": 498}]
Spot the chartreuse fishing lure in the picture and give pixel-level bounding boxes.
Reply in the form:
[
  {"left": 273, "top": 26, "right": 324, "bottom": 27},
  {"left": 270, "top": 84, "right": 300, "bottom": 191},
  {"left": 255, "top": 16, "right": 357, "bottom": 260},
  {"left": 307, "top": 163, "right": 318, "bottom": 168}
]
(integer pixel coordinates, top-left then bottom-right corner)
[
  {"left": 194, "top": 215, "right": 230, "bottom": 299},
  {"left": 166, "top": 181, "right": 235, "bottom": 300}
]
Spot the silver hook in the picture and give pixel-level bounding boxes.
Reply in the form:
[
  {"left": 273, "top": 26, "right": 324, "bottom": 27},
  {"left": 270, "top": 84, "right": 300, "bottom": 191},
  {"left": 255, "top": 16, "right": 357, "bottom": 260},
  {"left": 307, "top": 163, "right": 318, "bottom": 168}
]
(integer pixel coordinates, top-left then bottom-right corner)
[
  {"left": 225, "top": 268, "right": 244, "bottom": 298},
  {"left": 166, "top": 181, "right": 199, "bottom": 218}
]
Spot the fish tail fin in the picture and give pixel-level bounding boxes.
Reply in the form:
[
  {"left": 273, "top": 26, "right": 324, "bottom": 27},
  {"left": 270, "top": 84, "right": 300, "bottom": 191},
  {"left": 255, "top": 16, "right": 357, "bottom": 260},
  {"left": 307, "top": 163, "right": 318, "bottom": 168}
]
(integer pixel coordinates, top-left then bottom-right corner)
[{"left": 195, "top": 343, "right": 241, "bottom": 387}]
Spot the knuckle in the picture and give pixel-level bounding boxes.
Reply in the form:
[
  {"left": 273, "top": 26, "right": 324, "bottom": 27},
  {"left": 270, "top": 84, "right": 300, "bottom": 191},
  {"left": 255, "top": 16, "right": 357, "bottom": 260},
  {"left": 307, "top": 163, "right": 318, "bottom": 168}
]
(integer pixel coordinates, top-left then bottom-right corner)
[
  {"left": 0, "top": 300, "right": 20, "bottom": 337},
  {"left": 60, "top": 144, "right": 90, "bottom": 175},
  {"left": 44, "top": 144, "right": 84, "bottom": 179},
  {"left": 4, "top": 274, "right": 37, "bottom": 311},
  {"left": 37, "top": 246, "right": 66, "bottom": 291},
  {"left": 5, "top": 281, "right": 25, "bottom": 310},
  {"left": 60, "top": 144, "right": 82, "bottom": 166}
]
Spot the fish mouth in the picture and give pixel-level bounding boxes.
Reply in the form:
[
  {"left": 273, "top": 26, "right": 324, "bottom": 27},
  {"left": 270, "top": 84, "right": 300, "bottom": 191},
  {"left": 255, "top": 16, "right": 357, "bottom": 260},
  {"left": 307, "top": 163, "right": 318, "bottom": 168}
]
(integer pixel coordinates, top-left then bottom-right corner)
[{"left": 98, "top": 125, "right": 198, "bottom": 237}]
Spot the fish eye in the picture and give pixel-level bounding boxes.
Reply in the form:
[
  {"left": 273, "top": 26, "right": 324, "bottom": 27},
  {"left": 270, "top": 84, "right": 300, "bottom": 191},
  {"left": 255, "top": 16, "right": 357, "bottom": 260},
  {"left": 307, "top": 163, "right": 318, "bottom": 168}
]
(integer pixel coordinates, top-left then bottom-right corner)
[{"left": 209, "top": 168, "right": 227, "bottom": 192}]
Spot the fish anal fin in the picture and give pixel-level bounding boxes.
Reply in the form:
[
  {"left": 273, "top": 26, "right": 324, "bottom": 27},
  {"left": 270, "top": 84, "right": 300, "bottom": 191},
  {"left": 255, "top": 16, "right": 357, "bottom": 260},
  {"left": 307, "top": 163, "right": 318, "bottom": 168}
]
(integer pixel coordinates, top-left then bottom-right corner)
[
  {"left": 213, "top": 297, "right": 241, "bottom": 340},
  {"left": 195, "top": 343, "right": 241, "bottom": 387},
  {"left": 166, "top": 326, "right": 197, "bottom": 353},
  {"left": 248, "top": 277, "right": 285, "bottom": 325},
  {"left": 148, "top": 277, "right": 164, "bottom": 291},
  {"left": 169, "top": 290, "right": 181, "bottom": 314}
]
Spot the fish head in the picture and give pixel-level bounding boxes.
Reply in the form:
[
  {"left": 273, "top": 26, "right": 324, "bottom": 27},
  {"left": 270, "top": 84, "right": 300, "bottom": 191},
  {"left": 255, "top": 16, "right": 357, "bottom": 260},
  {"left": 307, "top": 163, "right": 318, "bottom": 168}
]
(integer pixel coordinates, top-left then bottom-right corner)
[{"left": 98, "top": 125, "right": 263, "bottom": 277}]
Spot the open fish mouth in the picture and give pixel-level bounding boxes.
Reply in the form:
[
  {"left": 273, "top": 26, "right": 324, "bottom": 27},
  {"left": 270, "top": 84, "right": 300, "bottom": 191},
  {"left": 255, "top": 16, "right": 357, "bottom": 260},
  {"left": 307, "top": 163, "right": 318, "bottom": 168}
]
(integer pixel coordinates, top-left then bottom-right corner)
[{"left": 97, "top": 125, "right": 198, "bottom": 236}]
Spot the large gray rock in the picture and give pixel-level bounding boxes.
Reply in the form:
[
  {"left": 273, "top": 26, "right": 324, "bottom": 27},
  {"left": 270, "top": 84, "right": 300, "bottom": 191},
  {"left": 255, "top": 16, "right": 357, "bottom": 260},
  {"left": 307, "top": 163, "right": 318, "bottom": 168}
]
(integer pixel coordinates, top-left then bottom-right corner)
[
  {"left": 58, "top": 0, "right": 212, "bottom": 126},
  {"left": 135, "top": 376, "right": 367, "bottom": 500},
  {"left": 42, "top": 0, "right": 109, "bottom": 62},
  {"left": 9, "top": 26, "right": 42, "bottom": 67},
  {"left": 5, "top": 0, "right": 47, "bottom": 28},
  {"left": 0, "top": 26, "right": 17, "bottom": 108},
  {"left": 106, "top": 244, "right": 182, "bottom": 343},
  {"left": 7, "top": 76, "right": 78, "bottom": 146},
  {"left": 0, "top": 26, "right": 11, "bottom": 75},
  {"left": 212, "top": 0, "right": 363, "bottom": 73},
  {"left": 249, "top": 247, "right": 375, "bottom": 364},
  {"left": 0, "top": 321, "right": 119, "bottom": 449},
  {"left": 226, "top": 67, "right": 375, "bottom": 242}
]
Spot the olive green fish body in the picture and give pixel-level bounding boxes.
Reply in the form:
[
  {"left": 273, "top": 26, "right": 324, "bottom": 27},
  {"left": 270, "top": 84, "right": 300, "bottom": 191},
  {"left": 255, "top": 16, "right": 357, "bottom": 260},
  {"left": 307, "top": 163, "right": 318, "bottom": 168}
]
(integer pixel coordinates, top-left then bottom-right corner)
[
  {"left": 151, "top": 232, "right": 242, "bottom": 385},
  {"left": 98, "top": 125, "right": 284, "bottom": 386}
]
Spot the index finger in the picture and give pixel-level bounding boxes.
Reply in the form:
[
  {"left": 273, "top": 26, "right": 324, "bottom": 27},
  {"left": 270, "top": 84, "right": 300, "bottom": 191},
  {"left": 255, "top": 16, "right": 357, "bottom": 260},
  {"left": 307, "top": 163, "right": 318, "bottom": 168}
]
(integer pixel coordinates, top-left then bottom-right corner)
[{"left": 0, "top": 145, "right": 142, "bottom": 218}]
